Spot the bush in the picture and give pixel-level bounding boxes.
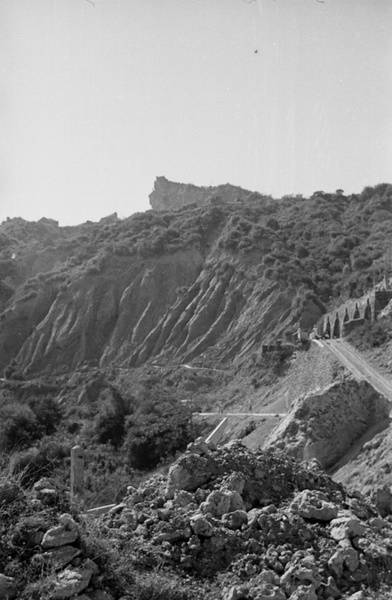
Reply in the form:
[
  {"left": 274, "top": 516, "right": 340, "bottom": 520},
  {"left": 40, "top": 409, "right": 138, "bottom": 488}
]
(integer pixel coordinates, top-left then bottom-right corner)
[
  {"left": 27, "top": 396, "right": 63, "bottom": 437},
  {"left": 347, "top": 318, "right": 391, "bottom": 349},
  {"left": 92, "top": 388, "right": 134, "bottom": 448},
  {"left": 124, "top": 389, "right": 193, "bottom": 470},
  {"left": 0, "top": 404, "right": 39, "bottom": 452},
  {"left": 131, "top": 571, "right": 193, "bottom": 600},
  {"left": 9, "top": 440, "right": 70, "bottom": 486}
]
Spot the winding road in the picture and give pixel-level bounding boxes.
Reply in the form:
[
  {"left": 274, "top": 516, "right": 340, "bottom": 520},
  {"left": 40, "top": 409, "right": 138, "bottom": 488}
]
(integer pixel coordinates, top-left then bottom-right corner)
[{"left": 320, "top": 339, "right": 392, "bottom": 403}]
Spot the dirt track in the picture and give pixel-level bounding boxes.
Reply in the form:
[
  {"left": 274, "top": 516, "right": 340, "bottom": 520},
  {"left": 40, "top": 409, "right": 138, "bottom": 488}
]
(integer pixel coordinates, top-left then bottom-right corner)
[{"left": 320, "top": 339, "right": 392, "bottom": 404}]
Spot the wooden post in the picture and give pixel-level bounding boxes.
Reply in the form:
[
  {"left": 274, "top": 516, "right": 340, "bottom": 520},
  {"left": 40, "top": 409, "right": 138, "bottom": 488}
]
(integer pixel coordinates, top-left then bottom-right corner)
[{"left": 70, "top": 445, "right": 84, "bottom": 502}]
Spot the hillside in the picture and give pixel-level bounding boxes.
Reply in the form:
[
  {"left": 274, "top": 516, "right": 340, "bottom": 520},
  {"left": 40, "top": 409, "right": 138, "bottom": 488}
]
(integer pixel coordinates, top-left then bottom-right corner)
[{"left": 1, "top": 181, "right": 392, "bottom": 376}]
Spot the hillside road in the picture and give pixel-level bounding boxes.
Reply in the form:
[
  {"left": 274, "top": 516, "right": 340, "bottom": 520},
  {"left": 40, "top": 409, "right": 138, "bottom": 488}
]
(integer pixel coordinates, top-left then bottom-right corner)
[{"left": 320, "top": 339, "right": 392, "bottom": 403}]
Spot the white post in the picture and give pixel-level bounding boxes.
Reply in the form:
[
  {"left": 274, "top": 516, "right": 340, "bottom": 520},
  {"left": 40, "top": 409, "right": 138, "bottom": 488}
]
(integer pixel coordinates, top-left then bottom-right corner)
[{"left": 70, "top": 445, "right": 84, "bottom": 501}]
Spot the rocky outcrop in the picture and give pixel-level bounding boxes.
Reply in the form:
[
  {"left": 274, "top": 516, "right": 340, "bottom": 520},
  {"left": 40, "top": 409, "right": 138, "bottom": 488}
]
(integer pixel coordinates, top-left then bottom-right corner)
[
  {"left": 149, "top": 176, "right": 253, "bottom": 211},
  {"left": 264, "top": 379, "right": 391, "bottom": 469}
]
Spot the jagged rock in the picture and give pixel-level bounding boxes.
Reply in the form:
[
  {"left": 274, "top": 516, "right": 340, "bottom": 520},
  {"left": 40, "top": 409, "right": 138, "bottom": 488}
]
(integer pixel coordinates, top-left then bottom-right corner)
[
  {"left": 41, "top": 514, "right": 79, "bottom": 549},
  {"left": 201, "top": 489, "right": 245, "bottom": 518},
  {"left": 223, "top": 586, "right": 243, "bottom": 600},
  {"left": 354, "top": 537, "right": 390, "bottom": 560},
  {"left": 119, "top": 509, "right": 138, "bottom": 529},
  {"left": 252, "top": 583, "right": 286, "bottom": 600},
  {"left": 190, "top": 514, "right": 214, "bottom": 537},
  {"left": 223, "top": 472, "right": 246, "bottom": 495},
  {"left": 288, "top": 585, "right": 317, "bottom": 600},
  {"left": 290, "top": 490, "right": 338, "bottom": 521},
  {"left": 280, "top": 556, "right": 321, "bottom": 596},
  {"left": 341, "top": 546, "right": 359, "bottom": 572},
  {"left": 0, "top": 574, "right": 17, "bottom": 599},
  {"left": 322, "top": 575, "right": 340, "bottom": 599},
  {"left": 42, "top": 545, "right": 81, "bottom": 569},
  {"left": 328, "top": 550, "right": 344, "bottom": 579},
  {"left": 173, "top": 490, "right": 195, "bottom": 508},
  {"left": 253, "top": 571, "right": 280, "bottom": 586},
  {"left": 50, "top": 567, "right": 94, "bottom": 600},
  {"left": 221, "top": 510, "right": 248, "bottom": 530},
  {"left": 155, "top": 528, "right": 192, "bottom": 543},
  {"left": 166, "top": 454, "right": 212, "bottom": 497},
  {"left": 368, "top": 516, "right": 389, "bottom": 529},
  {"left": 329, "top": 515, "right": 366, "bottom": 541},
  {"left": 32, "top": 478, "right": 67, "bottom": 504},
  {"left": 247, "top": 508, "right": 263, "bottom": 528},
  {"left": 328, "top": 545, "right": 359, "bottom": 577},
  {"left": 186, "top": 437, "right": 209, "bottom": 456},
  {"left": 370, "top": 484, "right": 392, "bottom": 517}
]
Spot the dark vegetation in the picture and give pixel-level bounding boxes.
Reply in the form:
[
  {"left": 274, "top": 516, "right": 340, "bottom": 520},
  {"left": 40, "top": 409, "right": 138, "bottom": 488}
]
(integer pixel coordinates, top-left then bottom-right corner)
[
  {"left": 0, "top": 371, "right": 196, "bottom": 508},
  {"left": 347, "top": 314, "right": 392, "bottom": 350}
]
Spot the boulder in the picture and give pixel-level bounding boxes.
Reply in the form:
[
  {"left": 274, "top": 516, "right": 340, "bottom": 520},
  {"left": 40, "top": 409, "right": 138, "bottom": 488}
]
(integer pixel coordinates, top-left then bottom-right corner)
[
  {"left": 166, "top": 454, "right": 212, "bottom": 497},
  {"left": 329, "top": 516, "right": 366, "bottom": 541},
  {"left": 190, "top": 514, "right": 214, "bottom": 537},
  {"left": 42, "top": 545, "right": 81, "bottom": 569},
  {"left": 41, "top": 514, "right": 79, "bottom": 549},
  {"left": 200, "top": 490, "right": 231, "bottom": 517},
  {"left": 221, "top": 510, "right": 248, "bottom": 530},
  {"left": 252, "top": 583, "right": 286, "bottom": 600},
  {"left": 223, "top": 472, "right": 246, "bottom": 495},
  {"left": 50, "top": 567, "right": 94, "bottom": 600},
  {"left": 288, "top": 584, "right": 317, "bottom": 600},
  {"left": 290, "top": 490, "right": 338, "bottom": 521},
  {"left": 371, "top": 484, "right": 392, "bottom": 517},
  {"left": 200, "top": 489, "right": 245, "bottom": 518}
]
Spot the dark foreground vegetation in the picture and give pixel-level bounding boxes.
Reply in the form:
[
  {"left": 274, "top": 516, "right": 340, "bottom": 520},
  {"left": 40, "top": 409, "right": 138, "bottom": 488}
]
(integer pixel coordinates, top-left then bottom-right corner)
[{"left": 0, "top": 369, "right": 200, "bottom": 508}]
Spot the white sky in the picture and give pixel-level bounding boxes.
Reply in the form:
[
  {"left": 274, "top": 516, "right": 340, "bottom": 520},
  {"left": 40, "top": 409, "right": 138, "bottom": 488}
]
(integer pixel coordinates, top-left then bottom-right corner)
[{"left": 1, "top": 0, "right": 392, "bottom": 225}]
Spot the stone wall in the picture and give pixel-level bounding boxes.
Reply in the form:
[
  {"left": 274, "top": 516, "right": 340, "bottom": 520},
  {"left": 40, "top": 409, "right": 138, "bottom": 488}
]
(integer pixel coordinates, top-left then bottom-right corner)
[{"left": 318, "top": 290, "right": 392, "bottom": 338}]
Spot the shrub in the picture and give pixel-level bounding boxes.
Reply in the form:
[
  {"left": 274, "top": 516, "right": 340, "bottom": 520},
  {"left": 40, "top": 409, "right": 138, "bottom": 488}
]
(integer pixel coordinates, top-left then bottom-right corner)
[
  {"left": 131, "top": 571, "right": 194, "bottom": 600},
  {"left": 92, "top": 387, "right": 134, "bottom": 448},
  {"left": 347, "top": 318, "right": 391, "bottom": 349},
  {"left": 27, "top": 396, "right": 63, "bottom": 437},
  {"left": 0, "top": 404, "right": 39, "bottom": 452},
  {"left": 9, "top": 440, "right": 70, "bottom": 486},
  {"left": 123, "top": 389, "right": 193, "bottom": 470}
]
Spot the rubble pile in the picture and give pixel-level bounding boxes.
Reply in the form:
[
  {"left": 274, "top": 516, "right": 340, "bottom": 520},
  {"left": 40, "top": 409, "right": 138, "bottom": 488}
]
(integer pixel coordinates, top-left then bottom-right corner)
[
  {"left": 102, "top": 440, "right": 392, "bottom": 599},
  {"left": 2, "top": 441, "right": 392, "bottom": 599}
]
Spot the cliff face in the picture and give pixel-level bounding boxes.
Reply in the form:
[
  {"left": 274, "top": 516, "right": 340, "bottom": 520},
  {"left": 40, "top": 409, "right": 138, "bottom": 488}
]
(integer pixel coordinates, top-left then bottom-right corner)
[
  {"left": 11, "top": 250, "right": 203, "bottom": 374},
  {"left": 1, "top": 247, "right": 305, "bottom": 375},
  {"left": 149, "top": 176, "right": 254, "bottom": 211},
  {"left": 11, "top": 178, "right": 388, "bottom": 376}
]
